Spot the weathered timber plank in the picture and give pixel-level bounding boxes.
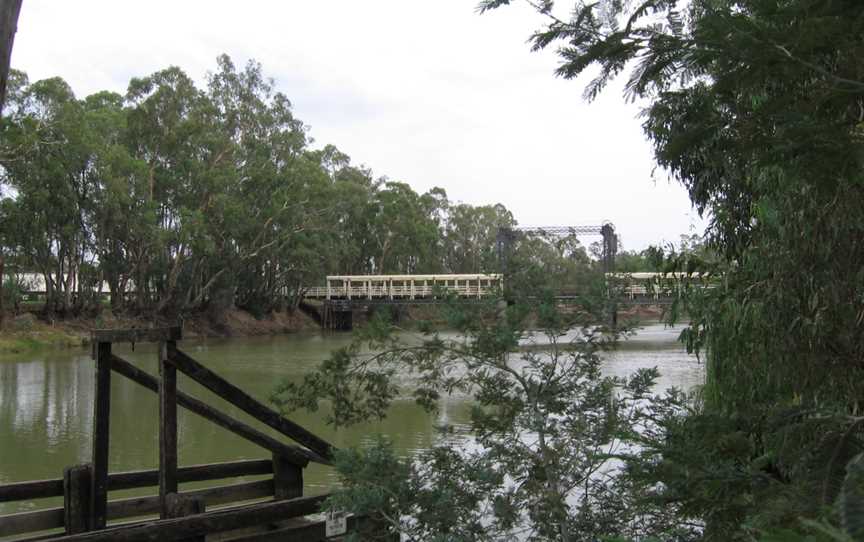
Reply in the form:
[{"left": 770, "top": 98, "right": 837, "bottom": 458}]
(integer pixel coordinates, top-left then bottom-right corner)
[
  {"left": 109, "top": 355, "right": 318, "bottom": 467},
  {"left": 91, "top": 327, "right": 182, "bottom": 344},
  {"left": 272, "top": 454, "right": 302, "bottom": 501},
  {"left": 0, "top": 460, "right": 272, "bottom": 508},
  {"left": 91, "top": 342, "right": 112, "bottom": 530},
  {"left": 169, "top": 348, "right": 335, "bottom": 461},
  {"left": 0, "top": 478, "right": 64, "bottom": 502},
  {"left": 52, "top": 493, "right": 327, "bottom": 541},
  {"left": 218, "top": 515, "right": 373, "bottom": 542},
  {"left": 108, "top": 459, "right": 273, "bottom": 491},
  {"left": 0, "top": 506, "right": 64, "bottom": 537},
  {"left": 0, "top": 480, "right": 277, "bottom": 538},
  {"left": 106, "top": 480, "right": 273, "bottom": 522},
  {"left": 165, "top": 493, "right": 204, "bottom": 518},
  {"left": 64, "top": 464, "right": 92, "bottom": 534},
  {"left": 158, "top": 341, "right": 178, "bottom": 518},
  {"left": 165, "top": 493, "right": 205, "bottom": 542}
]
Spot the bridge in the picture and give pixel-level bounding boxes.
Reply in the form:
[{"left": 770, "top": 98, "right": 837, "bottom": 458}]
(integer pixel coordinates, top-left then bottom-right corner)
[
  {"left": 299, "top": 272, "right": 703, "bottom": 330},
  {"left": 303, "top": 274, "right": 503, "bottom": 301},
  {"left": 302, "top": 273, "right": 696, "bottom": 303}
]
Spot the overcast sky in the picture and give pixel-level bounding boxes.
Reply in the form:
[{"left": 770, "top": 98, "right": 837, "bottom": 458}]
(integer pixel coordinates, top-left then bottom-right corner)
[{"left": 11, "top": 0, "right": 705, "bottom": 251}]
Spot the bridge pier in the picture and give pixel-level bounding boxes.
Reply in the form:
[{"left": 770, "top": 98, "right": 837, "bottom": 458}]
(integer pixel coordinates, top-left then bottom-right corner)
[{"left": 322, "top": 301, "right": 353, "bottom": 331}]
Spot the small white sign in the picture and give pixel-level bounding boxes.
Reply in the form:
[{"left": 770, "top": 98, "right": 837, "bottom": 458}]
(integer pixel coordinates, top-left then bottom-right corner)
[{"left": 325, "top": 510, "right": 347, "bottom": 537}]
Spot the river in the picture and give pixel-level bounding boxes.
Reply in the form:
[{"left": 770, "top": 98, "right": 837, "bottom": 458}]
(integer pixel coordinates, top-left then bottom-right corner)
[{"left": 0, "top": 323, "right": 702, "bottom": 515}]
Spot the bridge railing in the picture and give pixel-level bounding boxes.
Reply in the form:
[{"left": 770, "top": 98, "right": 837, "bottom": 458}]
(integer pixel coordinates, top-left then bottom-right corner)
[
  {"left": 303, "top": 274, "right": 503, "bottom": 300},
  {"left": 302, "top": 272, "right": 712, "bottom": 302}
]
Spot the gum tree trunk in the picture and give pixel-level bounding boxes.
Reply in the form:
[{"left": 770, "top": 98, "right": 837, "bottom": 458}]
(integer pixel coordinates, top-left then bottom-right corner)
[
  {"left": 0, "top": 0, "right": 22, "bottom": 113},
  {"left": 0, "top": 0, "right": 22, "bottom": 330}
]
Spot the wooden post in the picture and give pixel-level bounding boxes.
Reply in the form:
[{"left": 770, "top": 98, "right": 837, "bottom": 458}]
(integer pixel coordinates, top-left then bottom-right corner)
[
  {"left": 159, "top": 340, "right": 178, "bottom": 519},
  {"left": 165, "top": 493, "right": 205, "bottom": 542},
  {"left": 64, "top": 464, "right": 92, "bottom": 534},
  {"left": 272, "top": 453, "right": 302, "bottom": 500},
  {"left": 91, "top": 342, "right": 111, "bottom": 530}
]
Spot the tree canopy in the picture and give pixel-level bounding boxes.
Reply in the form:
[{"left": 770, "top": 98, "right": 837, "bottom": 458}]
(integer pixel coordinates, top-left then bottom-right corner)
[
  {"left": 269, "top": 1, "right": 864, "bottom": 540},
  {"left": 475, "top": 0, "right": 864, "bottom": 538},
  {"left": 0, "top": 55, "right": 612, "bottom": 321}
]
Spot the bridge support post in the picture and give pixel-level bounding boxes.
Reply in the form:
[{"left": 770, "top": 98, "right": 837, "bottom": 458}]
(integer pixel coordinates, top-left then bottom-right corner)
[
  {"left": 273, "top": 453, "right": 303, "bottom": 500},
  {"left": 64, "top": 464, "right": 92, "bottom": 534},
  {"left": 159, "top": 340, "right": 179, "bottom": 519},
  {"left": 90, "top": 341, "right": 111, "bottom": 530},
  {"left": 165, "top": 493, "right": 206, "bottom": 542},
  {"left": 601, "top": 223, "right": 618, "bottom": 330}
]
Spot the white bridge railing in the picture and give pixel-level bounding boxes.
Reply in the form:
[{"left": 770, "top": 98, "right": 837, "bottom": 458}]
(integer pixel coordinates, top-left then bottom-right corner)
[
  {"left": 305, "top": 274, "right": 503, "bottom": 300},
  {"left": 302, "top": 272, "right": 711, "bottom": 302}
]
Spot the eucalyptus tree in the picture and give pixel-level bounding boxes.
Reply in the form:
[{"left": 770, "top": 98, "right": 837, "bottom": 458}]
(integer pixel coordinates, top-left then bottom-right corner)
[
  {"left": 370, "top": 181, "right": 442, "bottom": 274},
  {"left": 0, "top": 0, "right": 22, "bottom": 327},
  {"left": 477, "top": 0, "right": 864, "bottom": 536},
  {"left": 442, "top": 203, "right": 514, "bottom": 274},
  {"left": 124, "top": 66, "right": 217, "bottom": 314},
  {"left": 0, "top": 0, "right": 21, "bottom": 114},
  {"left": 273, "top": 295, "right": 667, "bottom": 541},
  {"left": 0, "top": 73, "right": 107, "bottom": 316},
  {"left": 84, "top": 90, "right": 150, "bottom": 311},
  {"left": 329, "top": 163, "right": 381, "bottom": 275},
  {"left": 203, "top": 55, "right": 319, "bottom": 317},
  {"left": 478, "top": 0, "right": 864, "bottom": 406}
]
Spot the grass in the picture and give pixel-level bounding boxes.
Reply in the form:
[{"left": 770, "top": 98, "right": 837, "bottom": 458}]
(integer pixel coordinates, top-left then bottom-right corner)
[{"left": 0, "top": 320, "right": 87, "bottom": 354}]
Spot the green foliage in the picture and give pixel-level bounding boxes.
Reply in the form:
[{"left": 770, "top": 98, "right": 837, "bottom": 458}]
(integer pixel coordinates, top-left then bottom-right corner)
[
  {"left": 479, "top": 0, "right": 864, "bottom": 538},
  {"left": 0, "top": 273, "right": 27, "bottom": 312},
  {"left": 0, "top": 56, "right": 546, "bottom": 321},
  {"left": 274, "top": 291, "right": 693, "bottom": 540}
]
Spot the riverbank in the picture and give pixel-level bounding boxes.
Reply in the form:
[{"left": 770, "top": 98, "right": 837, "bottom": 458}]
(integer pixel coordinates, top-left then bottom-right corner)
[
  {"left": 0, "top": 303, "right": 670, "bottom": 355},
  {"left": 0, "top": 308, "right": 320, "bottom": 354}
]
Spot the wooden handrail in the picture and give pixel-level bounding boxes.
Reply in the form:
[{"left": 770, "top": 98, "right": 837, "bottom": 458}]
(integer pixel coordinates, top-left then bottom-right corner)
[
  {"left": 0, "top": 459, "right": 273, "bottom": 503},
  {"left": 106, "top": 479, "right": 275, "bottom": 522},
  {"left": 0, "top": 507, "right": 64, "bottom": 538},
  {"left": 51, "top": 494, "right": 328, "bottom": 541},
  {"left": 109, "top": 355, "right": 323, "bottom": 466},
  {"left": 168, "top": 348, "right": 336, "bottom": 461},
  {"left": 0, "top": 479, "right": 278, "bottom": 538},
  {"left": 0, "top": 329, "right": 354, "bottom": 540}
]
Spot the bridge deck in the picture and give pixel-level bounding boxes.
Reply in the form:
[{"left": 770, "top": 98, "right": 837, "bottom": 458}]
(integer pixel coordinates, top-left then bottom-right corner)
[
  {"left": 307, "top": 273, "right": 503, "bottom": 300},
  {"left": 302, "top": 272, "right": 707, "bottom": 302}
]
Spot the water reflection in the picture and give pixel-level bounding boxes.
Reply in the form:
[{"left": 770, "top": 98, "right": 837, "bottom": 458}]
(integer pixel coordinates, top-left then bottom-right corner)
[{"left": 0, "top": 323, "right": 699, "bottom": 515}]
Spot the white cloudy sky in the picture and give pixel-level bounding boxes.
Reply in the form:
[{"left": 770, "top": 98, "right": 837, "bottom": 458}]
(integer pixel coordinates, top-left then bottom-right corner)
[{"left": 11, "top": 0, "right": 705, "bottom": 250}]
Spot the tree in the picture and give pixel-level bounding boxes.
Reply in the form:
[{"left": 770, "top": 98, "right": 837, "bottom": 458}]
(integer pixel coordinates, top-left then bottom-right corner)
[
  {"left": 273, "top": 294, "right": 668, "bottom": 541},
  {"left": 441, "top": 203, "right": 514, "bottom": 274},
  {"left": 0, "top": 56, "right": 528, "bottom": 323},
  {"left": 478, "top": 0, "right": 864, "bottom": 536},
  {"left": 0, "top": 0, "right": 19, "bottom": 111},
  {"left": 0, "top": 74, "right": 108, "bottom": 316},
  {"left": 0, "top": 0, "right": 22, "bottom": 329}
]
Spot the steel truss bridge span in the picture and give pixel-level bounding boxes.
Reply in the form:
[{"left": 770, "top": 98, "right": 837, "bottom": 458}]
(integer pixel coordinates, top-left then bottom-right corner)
[{"left": 496, "top": 223, "right": 617, "bottom": 274}]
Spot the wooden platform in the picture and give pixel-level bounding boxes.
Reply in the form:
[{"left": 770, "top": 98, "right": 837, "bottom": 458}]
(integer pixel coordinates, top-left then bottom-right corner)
[{"left": 0, "top": 327, "right": 389, "bottom": 541}]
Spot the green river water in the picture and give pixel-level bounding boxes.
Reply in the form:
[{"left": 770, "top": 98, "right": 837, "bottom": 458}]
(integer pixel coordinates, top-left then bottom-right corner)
[{"left": 0, "top": 323, "right": 702, "bottom": 517}]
